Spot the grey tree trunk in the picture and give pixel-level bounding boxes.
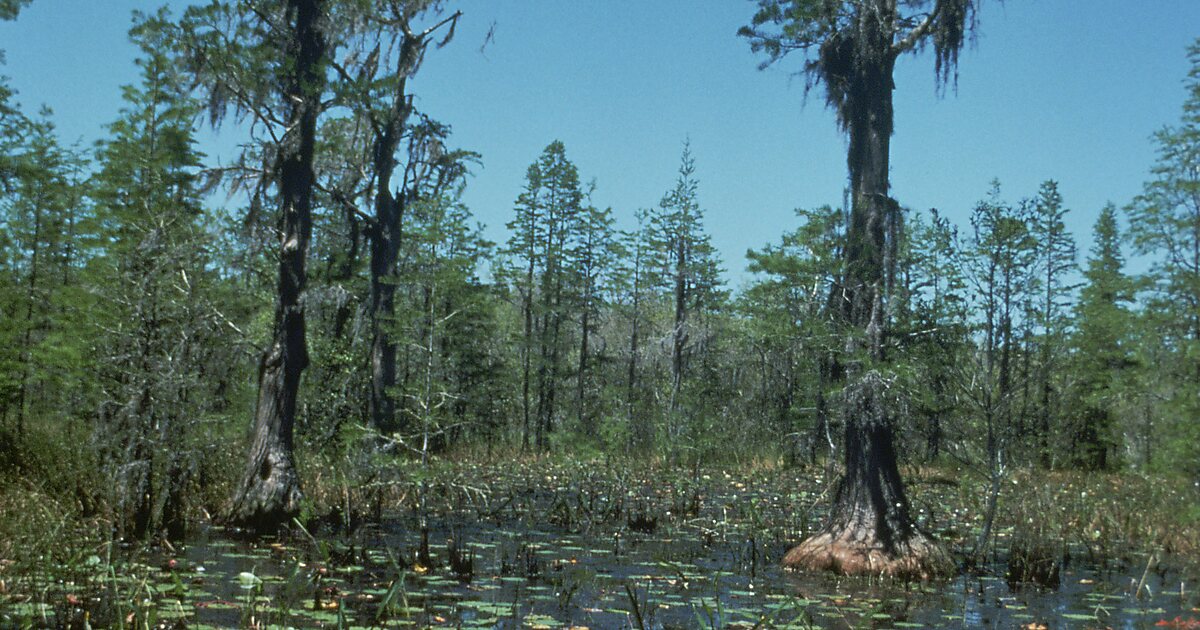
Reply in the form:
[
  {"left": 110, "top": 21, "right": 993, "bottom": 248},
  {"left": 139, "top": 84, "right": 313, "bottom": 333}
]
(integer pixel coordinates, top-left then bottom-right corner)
[
  {"left": 627, "top": 245, "right": 647, "bottom": 448},
  {"left": 368, "top": 29, "right": 425, "bottom": 434},
  {"left": 228, "top": 0, "right": 326, "bottom": 533},
  {"left": 668, "top": 234, "right": 687, "bottom": 437},
  {"left": 521, "top": 270, "right": 533, "bottom": 452}
]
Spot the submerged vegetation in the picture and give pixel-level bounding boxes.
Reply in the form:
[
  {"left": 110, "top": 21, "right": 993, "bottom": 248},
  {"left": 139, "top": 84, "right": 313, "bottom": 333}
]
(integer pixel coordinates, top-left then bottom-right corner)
[{"left": 1, "top": 0, "right": 1199, "bottom": 627}]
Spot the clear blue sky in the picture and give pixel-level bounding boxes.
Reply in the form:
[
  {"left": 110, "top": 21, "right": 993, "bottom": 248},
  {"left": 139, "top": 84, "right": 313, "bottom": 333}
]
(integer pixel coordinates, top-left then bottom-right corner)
[{"left": 2, "top": 1, "right": 1197, "bottom": 286}]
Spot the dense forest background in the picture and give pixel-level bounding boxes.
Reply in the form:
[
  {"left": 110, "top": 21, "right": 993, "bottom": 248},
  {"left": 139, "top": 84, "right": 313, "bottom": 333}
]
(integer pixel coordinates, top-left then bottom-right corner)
[{"left": 0, "top": 0, "right": 1198, "bottom": 547}]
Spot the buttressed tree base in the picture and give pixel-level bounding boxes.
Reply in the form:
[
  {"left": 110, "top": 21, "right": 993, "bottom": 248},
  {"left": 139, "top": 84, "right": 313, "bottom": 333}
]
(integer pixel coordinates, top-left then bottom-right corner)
[
  {"left": 783, "top": 526, "right": 951, "bottom": 580},
  {"left": 782, "top": 372, "right": 953, "bottom": 579}
]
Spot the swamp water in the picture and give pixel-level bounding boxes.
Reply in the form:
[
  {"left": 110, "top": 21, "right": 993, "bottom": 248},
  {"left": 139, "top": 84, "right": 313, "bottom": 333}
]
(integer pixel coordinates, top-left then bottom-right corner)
[{"left": 3, "top": 466, "right": 1198, "bottom": 628}]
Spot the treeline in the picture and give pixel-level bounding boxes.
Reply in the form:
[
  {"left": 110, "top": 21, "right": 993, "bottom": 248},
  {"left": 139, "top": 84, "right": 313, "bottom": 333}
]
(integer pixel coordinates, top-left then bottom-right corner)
[{"left": 0, "top": 2, "right": 1197, "bottom": 540}]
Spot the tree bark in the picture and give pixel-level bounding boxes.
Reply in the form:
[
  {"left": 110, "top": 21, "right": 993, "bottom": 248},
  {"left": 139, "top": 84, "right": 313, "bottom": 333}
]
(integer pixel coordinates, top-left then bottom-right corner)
[
  {"left": 628, "top": 246, "right": 647, "bottom": 449},
  {"left": 784, "top": 23, "right": 948, "bottom": 578},
  {"left": 577, "top": 223, "right": 594, "bottom": 436},
  {"left": 668, "top": 233, "right": 687, "bottom": 437},
  {"left": 577, "top": 294, "right": 591, "bottom": 434},
  {"left": 227, "top": 0, "right": 326, "bottom": 533},
  {"left": 368, "top": 194, "right": 400, "bottom": 433},
  {"left": 520, "top": 272, "right": 533, "bottom": 452},
  {"left": 368, "top": 28, "right": 426, "bottom": 434}
]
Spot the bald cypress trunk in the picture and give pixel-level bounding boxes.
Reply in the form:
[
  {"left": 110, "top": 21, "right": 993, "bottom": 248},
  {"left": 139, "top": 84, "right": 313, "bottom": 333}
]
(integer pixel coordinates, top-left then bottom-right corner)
[
  {"left": 742, "top": 0, "right": 978, "bottom": 578},
  {"left": 227, "top": 0, "right": 326, "bottom": 533},
  {"left": 783, "top": 22, "right": 949, "bottom": 579}
]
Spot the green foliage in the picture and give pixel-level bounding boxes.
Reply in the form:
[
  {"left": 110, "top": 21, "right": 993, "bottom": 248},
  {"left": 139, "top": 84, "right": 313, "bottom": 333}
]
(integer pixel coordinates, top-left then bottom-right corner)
[
  {"left": 1068, "top": 205, "right": 1134, "bottom": 470},
  {"left": 85, "top": 12, "right": 250, "bottom": 540},
  {"left": 739, "top": 0, "right": 979, "bottom": 119},
  {"left": 742, "top": 205, "right": 843, "bottom": 462},
  {"left": 960, "top": 182, "right": 1038, "bottom": 433},
  {"left": 2, "top": 5, "right": 1200, "bottom": 593},
  {"left": 1125, "top": 39, "right": 1200, "bottom": 476},
  {"left": 651, "top": 144, "right": 726, "bottom": 314},
  {"left": 0, "top": 107, "right": 91, "bottom": 452},
  {"left": 1028, "top": 180, "right": 1078, "bottom": 466},
  {"left": 0, "top": 0, "right": 29, "bottom": 21},
  {"left": 393, "top": 192, "right": 502, "bottom": 447},
  {"left": 501, "top": 141, "right": 588, "bottom": 451},
  {"left": 652, "top": 144, "right": 726, "bottom": 450},
  {"left": 894, "top": 208, "right": 969, "bottom": 460}
]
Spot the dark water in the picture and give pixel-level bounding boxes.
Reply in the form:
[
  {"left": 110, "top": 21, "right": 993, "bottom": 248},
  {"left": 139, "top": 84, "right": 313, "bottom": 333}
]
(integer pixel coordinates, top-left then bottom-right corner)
[
  {"left": 114, "top": 514, "right": 1195, "bottom": 629},
  {"left": 3, "top": 466, "right": 1197, "bottom": 629}
]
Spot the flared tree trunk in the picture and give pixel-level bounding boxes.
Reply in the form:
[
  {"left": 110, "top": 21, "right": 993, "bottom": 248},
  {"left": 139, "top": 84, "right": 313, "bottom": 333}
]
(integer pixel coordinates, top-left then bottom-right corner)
[
  {"left": 783, "top": 30, "right": 949, "bottom": 579},
  {"left": 227, "top": 0, "right": 326, "bottom": 533}
]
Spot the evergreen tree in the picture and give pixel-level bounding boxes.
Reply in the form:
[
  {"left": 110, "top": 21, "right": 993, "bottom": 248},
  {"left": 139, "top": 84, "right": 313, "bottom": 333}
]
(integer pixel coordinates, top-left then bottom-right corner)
[
  {"left": 1125, "top": 39, "right": 1200, "bottom": 474},
  {"left": 501, "top": 141, "right": 585, "bottom": 451},
  {"left": 0, "top": 110, "right": 88, "bottom": 443},
  {"left": 1029, "top": 180, "right": 1077, "bottom": 467},
  {"left": 0, "top": 75, "right": 23, "bottom": 189},
  {"left": 963, "top": 183, "right": 1037, "bottom": 444},
  {"left": 1068, "top": 205, "right": 1133, "bottom": 470},
  {"left": 394, "top": 191, "right": 494, "bottom": 453},
  {"left": 959, "top": 182, "right": 1037, "bottom": 557},
  {"left": 502, "top": 157, "right": 544, "bottom": 452},
  {"left": 611, "top": 209, "right": 662, "bottom": 450},
  {"left": 87, "top": 11, "right": 231, "bottom": 539},
  {"left": 901, "top": 208, "right": 968, "bottom": 461},
  {"left": 568, "top": 196, "right": 618, "bottom": 438},
  {"left": 0, "top": 0, "right": 24, "bottom": 185},
  {"left": 651, "top": 144, "right": 724, "bottom": 443},
  {"left": 744, "top": 205, "right": 843, "bottom": 463}
]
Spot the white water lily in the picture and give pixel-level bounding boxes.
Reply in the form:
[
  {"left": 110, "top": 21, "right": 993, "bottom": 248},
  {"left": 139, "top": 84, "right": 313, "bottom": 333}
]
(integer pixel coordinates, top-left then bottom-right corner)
[{"left": 236, "top": 571, "right": 263, "bottom": 590}]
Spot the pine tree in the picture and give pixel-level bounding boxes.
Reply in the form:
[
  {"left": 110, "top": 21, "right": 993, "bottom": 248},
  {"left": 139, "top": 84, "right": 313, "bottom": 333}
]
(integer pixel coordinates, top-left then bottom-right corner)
[
  {"left": 1069, "top": 205, "right": 1133, "bottom": 470},
  {"left": 0, "top": 0, "right": 24, "bottom": 182},
  {"left": 901, "top": 208, "right": 968, "bottom": 461},
  {"left": 612, "top": 209, "right": 661, "bottom": 450},
  {"left": 744, "top": 205, "right": 844, "bottom": 463},
  {"left": 0, "top": 110, "right": 87, "bottom": 443},
  {"left": 964, "top": 183, "right": 1037, "bottom": 442},
  {"left": 394, "top": 190, "right": 492, "bottom": 454},
  {"left": 568, "top": 197, "right": 618, "bottom": 438},
  {"left": 0, "top": 76, "right": 24, "bottom": 189},
  {"left": 1125, "top": 39, "right": 1200, "bottom": 474},
  {"left": 1029, "top": 180, "right": 1077, "bottom": 467},
  {"left": 651, "top": 144, "right": 724, "bottom": 443},
  {"left": 502, "top": 158, "right": 544, "bottom": 452},
  {"left": 502, "top": 141, "right": 585, "bottom": 451},
  {"left": 960, "top": 182, "right": 1037, "bottom": 558}
]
